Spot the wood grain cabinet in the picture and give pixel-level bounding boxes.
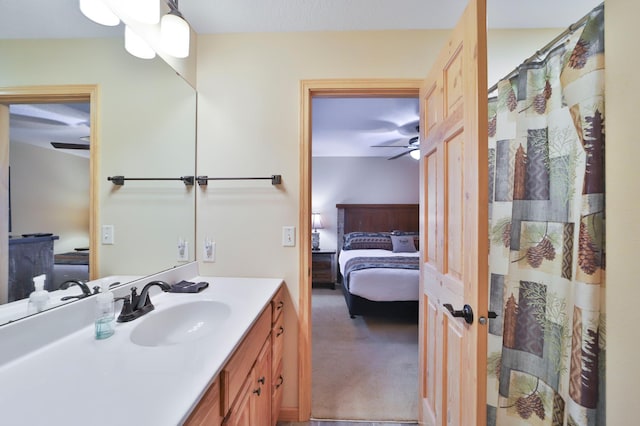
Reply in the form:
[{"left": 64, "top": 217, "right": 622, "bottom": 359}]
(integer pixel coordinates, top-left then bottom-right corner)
[
  {"left": 311, "top": 250, "right": 336, "bottom": 289},
  {"left": 185, "top": 285, "right": 285, "bottom": 426}
]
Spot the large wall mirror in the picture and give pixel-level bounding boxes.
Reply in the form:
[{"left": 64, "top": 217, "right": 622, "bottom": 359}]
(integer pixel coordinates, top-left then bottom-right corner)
[{"left": 0, "top": 14, "right": 197, "bottom": 325}]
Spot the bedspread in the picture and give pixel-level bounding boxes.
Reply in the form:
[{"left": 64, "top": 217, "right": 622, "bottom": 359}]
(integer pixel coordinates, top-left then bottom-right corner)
[{"left": 343, "top": 255, "right": 419, "bottom": 290}]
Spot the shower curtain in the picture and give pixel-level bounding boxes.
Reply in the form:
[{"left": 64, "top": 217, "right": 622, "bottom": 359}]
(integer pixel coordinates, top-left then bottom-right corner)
[{"left": 486, "top": 6, "right": 605, "bottom": 426}]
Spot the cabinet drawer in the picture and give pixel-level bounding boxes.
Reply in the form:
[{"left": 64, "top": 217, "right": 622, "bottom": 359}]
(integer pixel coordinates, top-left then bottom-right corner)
[
  {"left": 221, "top": 306, "right": 271, "bottom": 414},
  {"left": 271, "top": 286, "right": 285, "bottom": 324}
]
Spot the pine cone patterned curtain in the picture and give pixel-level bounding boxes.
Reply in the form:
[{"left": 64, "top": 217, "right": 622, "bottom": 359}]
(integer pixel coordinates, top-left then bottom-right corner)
[{"left": 486, "top": 5, "right": 605, "bottom": 425}]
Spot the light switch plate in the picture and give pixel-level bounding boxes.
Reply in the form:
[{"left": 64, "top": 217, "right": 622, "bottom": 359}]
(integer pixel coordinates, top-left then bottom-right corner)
[
  {"left": 203, "top": 239, "right": 215, "bottom": 262},
  {"left": 102, "top": 225, "right": 114, "bottom": 245},
  {"left": 282, "top": 226, "right": 296, "bottom": 247},
  {"left": 177, "top": 239, "right": 188, "bottom": 261}
]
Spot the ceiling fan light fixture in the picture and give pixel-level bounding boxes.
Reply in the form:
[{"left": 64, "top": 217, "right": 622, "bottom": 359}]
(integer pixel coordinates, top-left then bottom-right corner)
[
  {"left": 161, "top": 11, "right": 190, "bottom": 58},
  {"left": 125, "top": 25, "right": 156, "bottom": 59},
  {"left": 410, "top": 149, "right": 420, "bottom": 160},
  {"left": 79, "top": 0, "right": 120, "bottom": 26}
]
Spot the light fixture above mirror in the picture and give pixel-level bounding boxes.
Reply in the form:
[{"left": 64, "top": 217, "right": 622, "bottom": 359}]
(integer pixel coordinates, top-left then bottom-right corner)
[
  {"left": 80, "top": 0, "right": 190, "bottom": 59},
  {"left": 79, "top": 0, "right": 120, "bottom": 26}
]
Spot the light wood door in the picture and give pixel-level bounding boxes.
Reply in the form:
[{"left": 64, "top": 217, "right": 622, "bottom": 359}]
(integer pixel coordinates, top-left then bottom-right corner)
[
  {"left": 0, "top": 105, "right": 8, "bottom": 305},
  {"left": 418, "top": 0, "right": 488, "bottom": 425}
]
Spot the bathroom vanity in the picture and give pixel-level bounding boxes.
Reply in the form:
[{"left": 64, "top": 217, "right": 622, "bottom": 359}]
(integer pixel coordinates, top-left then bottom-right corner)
[{"left": 0, "top": 262, "right": 285, "bottom": 425}]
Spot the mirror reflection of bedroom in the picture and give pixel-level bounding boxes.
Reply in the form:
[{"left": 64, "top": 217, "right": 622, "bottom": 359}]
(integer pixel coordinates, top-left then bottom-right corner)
[{"left": 311, "top": 96, "right": 420, "bottom": 422}]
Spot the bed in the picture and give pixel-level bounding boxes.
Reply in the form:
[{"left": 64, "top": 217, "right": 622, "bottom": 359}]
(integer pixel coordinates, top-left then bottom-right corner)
[{"left": 336, "top": 204, "right": 420, "bottom": 318}]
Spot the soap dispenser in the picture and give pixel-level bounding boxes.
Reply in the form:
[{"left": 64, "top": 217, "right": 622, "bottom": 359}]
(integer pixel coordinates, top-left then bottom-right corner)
[
  {"left": 27, "top": 274, "right": 50, "bottom": 314},
  {"left": 95, "top": 280, "right": 115, "bottom": 340}
]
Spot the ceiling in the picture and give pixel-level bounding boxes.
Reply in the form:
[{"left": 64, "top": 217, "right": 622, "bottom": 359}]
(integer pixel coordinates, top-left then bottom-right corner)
[{"left": 1, "top": 0, "right": 602, "bottom": 159}]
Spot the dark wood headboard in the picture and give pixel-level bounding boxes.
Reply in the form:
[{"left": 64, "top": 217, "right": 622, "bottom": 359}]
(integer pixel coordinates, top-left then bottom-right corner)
[{"left": 336, "top": 204, "right": 419, "bottom": 253}]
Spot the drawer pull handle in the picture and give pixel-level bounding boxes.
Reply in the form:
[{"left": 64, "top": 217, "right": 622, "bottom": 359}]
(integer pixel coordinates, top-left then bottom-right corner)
[
  {"left": 276, "top": 326, "right": 284, "bottom": 337},
  {"left": 276, "top": 301, "right": 284, "bottom": 310},
  {"left": 276, "top": 375, "right": 284, "bottom": 389},
  {"left": 257, "top": 376, "right": 266, "bottom": 385},
  {"left": 252, "top": 387, "right": 261, "bottom": 396}
]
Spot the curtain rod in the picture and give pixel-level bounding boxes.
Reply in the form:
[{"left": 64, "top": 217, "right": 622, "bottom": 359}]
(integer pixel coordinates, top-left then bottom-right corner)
[{"left": 488, "top": 2, "right": 603, "bottom": 95}]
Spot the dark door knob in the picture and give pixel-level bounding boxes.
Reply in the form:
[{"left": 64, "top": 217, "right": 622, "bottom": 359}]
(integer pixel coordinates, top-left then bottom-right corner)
[{"left": 443, "top": 303, "right": 474, "bottom": 325}]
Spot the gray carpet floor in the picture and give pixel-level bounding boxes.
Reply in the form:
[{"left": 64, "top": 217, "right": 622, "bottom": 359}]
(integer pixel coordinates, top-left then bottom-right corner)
[{"left": 311, "top": 287, "right": 419, "bottom": 422}]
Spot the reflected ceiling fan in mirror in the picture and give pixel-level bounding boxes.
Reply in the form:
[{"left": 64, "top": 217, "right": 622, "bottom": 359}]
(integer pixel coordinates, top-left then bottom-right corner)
[
  {"left": 51, "top": 135, "right": 90, "bottom": 150},
  {"left": 370, "top": 124, "right": 420, "bottom": 160},
  {"left": 9, "top": 103, "right": 91, "bottom": 156}
]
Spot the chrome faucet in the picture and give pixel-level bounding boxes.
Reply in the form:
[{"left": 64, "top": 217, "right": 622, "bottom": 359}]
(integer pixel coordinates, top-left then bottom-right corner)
[
  {"left": 116, "top": 281, "right": 172, "bottom": 323},
  {"left": 59, "top": 279, "right": 94, "bottom": 301}
]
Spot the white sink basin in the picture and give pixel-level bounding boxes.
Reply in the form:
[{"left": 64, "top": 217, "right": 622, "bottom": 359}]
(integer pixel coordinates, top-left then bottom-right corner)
[{"left": 129, "top": 300, "right": 231, "bottom": 347}]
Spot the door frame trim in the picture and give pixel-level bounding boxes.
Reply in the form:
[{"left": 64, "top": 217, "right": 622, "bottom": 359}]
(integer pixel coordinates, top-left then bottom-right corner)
[
  {"left": 0, "top": 84, "right": 100, "bottom": 279},
  {"left": 298, "top": 79, "right": 422, "bottom": 420}
]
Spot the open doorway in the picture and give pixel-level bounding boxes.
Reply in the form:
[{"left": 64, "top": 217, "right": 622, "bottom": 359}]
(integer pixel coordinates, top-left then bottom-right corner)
[
  {"left": 299, "top": 79, "right": 422, "bottom": 420},
  {"left": 0, "top": 85, "right": 98, "bottom": 309}
]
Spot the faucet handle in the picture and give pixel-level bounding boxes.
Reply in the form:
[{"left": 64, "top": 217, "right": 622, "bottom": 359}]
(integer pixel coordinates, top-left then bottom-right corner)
[
  {"left": 130, "top": 287, "right": 140, "bottom": 308},
  {"left": 115, "top": 295, "right": 136, "bottom": 323}
]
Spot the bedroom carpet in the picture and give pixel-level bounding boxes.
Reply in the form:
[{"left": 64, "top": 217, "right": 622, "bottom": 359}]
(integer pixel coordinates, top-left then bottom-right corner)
[{"left": 311, "top": 287, "right": 419, "bottom": 422}]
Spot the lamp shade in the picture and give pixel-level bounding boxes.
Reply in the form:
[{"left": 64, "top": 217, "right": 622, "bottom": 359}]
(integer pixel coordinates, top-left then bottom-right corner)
[
  {"left": 122, "top": 0, "right": 160, "bottom": 24},
  {"left": 161, "top": 13, "right": 190, "bottom": 58},
  {"left": 311, "top": 213, "right": 324, "bottom": 230},
  {"left": 79, "top": 0, "right": 120, "bottom": 26},
  {"left": 124, "top": 26, "right": 156, "bottom": 59},
  {"left": 410, "top": 149, "right": 420, "bottom": 160}
]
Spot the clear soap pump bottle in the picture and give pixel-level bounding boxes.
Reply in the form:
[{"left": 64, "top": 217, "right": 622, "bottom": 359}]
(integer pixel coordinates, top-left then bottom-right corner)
[
  {"left": 27, "top": 274, "right": 50, "bottom": 315},
  {"left": 95, "top": 280, "right": 115, "bottom": 340}
]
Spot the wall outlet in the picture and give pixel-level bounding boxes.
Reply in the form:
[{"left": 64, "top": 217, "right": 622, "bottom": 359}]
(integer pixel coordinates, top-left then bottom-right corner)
[
  {"left": 282, "top": 226, "right": 296, "bottom": 247},
  {"left": 177, "top": 238, "right": 188, "bottom": 261},
  {"left": 101, "top": 225, "right": 114, "bottom": 245},
  {"left": 203, "top": 238, "right": 215, "bottom": 262}
]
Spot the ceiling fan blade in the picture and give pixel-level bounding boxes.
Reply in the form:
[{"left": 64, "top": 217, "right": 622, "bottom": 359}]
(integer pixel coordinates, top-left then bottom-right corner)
[
  {"left": 387, "top": 150, "right": 413, "bottom": 160},
  {"left": 50, "top": 142, "right": 90, "bottom": 150}
]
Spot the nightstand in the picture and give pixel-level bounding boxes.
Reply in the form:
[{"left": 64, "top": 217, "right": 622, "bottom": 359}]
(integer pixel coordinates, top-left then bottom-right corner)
[{"left": 311, "top": 250, "right": 337, "bottom": 289}]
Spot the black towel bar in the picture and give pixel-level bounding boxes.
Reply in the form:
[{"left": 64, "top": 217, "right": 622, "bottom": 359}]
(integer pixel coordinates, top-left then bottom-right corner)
[
  {"left": 107, "top": 176, "right": 195, "bottom": 186},
  {"left": 196, "top": 175, "right": 282, "bottom": 186}
]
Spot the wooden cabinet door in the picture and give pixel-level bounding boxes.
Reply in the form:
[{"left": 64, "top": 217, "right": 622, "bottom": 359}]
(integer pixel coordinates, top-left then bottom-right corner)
[
  {"left": 251, "top": 337, "right": 272, "bottom": 425},
  {"left": 184, "top": 379, "right": 222, "bottom": 426},
  {"left": 419, "top": 0, "right": 488, "bottom": 425},
  {"left": 224, "top": 374, "right": 252, "bottom": 426}
]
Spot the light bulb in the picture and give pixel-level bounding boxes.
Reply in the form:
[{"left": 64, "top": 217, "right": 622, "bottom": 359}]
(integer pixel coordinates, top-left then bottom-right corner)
[
  {"left": 410, "top": 149, "right": 420, "bottom": 160},
  {"left": 124, "top": 26, "right": 156, "bottom": 59},
  {"left": 161, "top": 13, "right": 190, "bottom": 58},
  {"left": 79, "top": 0, "right": 120, "bottom": 26}
]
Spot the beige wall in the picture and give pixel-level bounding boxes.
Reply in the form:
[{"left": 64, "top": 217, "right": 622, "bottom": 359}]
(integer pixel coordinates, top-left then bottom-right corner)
[
  {"left": 195, "top": 28, "right": 561, "bottom": 412},
  {"left": 0, "top": 38, "right": 197, "bottom": 278},
  {"left": 605, "top": 0, "right": 637, "bottom": 423}
]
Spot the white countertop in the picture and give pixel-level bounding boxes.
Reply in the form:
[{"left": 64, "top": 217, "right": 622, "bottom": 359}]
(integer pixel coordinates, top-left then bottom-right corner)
[{"left": 0, "top": 272, "right": 283, "bottom": 426}]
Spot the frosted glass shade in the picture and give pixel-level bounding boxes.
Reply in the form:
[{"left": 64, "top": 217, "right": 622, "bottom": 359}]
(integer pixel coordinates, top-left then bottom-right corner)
[
  {"left": 161, "top": 13, "right": 190, "bottom": 58},
  {"left": 410, "top": 149, "right": 420, "bottom": 160},
  {"left": 123, "top": 0, "right": 160, "bottom": 24},
  {"left": 125, "top": 26, "right": 156, "bottom": 59},
  {"left": 79, "top": 0, "right": 120, "bottom": 26}
]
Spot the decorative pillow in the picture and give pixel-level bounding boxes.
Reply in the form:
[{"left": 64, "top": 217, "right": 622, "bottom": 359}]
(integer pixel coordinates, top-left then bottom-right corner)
[
  {"left": 391, "top": 234, "right": 417, "bottom": 253},
  {"left": 342, "top": 232, "right": 392, "bottom": 251},
  {"left": 391, "top": 231, "right": 419, "bottom": 250}
]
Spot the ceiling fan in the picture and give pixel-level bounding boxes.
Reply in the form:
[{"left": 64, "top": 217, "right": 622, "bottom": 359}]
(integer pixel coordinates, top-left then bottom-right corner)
[
  {"left": 370, "top": 125, "right": 420, "bottom": 160},
  {"left": 50, "top": 135, "right": 90, "bottom": 150}
]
